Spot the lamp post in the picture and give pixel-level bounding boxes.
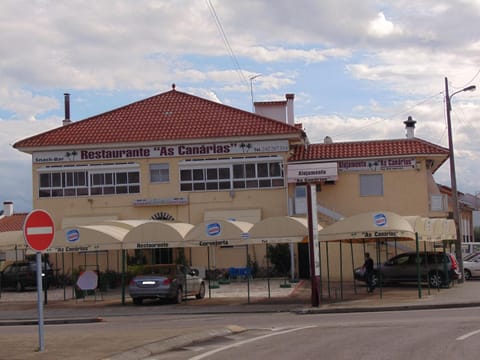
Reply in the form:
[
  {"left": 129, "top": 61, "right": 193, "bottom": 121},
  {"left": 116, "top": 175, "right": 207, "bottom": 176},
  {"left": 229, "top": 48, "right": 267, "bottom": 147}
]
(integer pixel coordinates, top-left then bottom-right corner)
[{"left": 444, "top": 77, "right": 476, "bottom": 283}]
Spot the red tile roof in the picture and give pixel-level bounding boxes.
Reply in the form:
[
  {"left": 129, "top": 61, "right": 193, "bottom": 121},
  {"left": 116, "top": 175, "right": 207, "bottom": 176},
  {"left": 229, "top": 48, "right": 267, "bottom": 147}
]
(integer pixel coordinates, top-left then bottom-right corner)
[
  {"left": 0, "top": 214, "right": 28, "bottom": 232},
  {"left": 290, "top": 138, "right": 449, "bottom": 161},
  {"left": 13, "top": 89, "right": 303, "bottom": 149}
]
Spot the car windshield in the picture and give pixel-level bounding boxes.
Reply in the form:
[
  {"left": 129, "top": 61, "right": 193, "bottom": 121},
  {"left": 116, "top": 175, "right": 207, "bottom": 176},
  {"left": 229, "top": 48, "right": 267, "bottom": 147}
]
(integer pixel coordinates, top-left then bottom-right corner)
[{"left": 464, "top": 252, "right": 480, "bottom": 261}]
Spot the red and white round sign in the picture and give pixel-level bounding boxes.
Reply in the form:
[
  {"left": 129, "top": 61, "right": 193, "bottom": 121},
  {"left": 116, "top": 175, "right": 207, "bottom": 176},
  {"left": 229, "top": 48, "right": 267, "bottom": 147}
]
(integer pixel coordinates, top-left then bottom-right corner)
[{"left": 23, "top": 209, "right": 55, "bottom": 251}]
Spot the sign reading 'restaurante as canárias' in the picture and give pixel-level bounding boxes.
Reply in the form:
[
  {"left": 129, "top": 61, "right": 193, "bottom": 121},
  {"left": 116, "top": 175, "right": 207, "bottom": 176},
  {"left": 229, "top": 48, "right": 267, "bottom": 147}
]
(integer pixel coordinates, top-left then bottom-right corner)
[{"left": 32, "top": 140, "right": 289, "bottom": 163}]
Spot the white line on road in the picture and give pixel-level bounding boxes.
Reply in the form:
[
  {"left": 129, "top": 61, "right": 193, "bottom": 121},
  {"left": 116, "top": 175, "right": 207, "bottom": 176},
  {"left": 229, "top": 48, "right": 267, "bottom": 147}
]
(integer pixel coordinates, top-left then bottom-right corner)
[
  {"left": 457, "top": 329, "right": 480, "bottom": 340},
  {"left": 189, "top": 325, "right": 318, "bottom": 360}
]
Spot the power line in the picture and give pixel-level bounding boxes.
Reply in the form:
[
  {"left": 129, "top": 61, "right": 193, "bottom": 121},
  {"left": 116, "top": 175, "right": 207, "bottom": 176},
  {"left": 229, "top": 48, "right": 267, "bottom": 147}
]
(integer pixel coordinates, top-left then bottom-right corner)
[
  {"left": 331, "top": 91, "right": 443, "bottom": 139},
  {"left": 205, "top": 0, "right": 248, "bottom": 86},
  {"left": 449, "top": 68, "right": 480, "bottom": 91}
]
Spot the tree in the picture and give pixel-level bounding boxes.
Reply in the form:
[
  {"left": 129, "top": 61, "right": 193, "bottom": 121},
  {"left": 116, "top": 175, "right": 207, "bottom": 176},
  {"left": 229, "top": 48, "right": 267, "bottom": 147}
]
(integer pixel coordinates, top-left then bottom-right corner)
[{"left": 266, "top": 244, "right": 291, "bottom": 276}]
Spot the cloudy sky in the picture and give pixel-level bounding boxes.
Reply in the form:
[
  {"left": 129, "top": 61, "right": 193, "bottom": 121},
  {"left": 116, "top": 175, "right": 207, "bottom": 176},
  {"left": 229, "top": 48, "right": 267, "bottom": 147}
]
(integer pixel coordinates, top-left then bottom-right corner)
[{"left": 1, "top": 0, "right": 479, "bottom": 212}]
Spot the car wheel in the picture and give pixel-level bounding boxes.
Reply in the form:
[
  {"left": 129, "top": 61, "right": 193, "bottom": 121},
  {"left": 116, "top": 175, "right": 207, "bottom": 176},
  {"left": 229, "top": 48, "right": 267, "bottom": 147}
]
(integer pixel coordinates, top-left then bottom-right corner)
[
  {"left": 174, "top": 287, "right": 183, "bottom": 304},
  {"left": 464, "top": 269, "right": 472, "bottom": 281},
  {"left": 428, "top": 271, "right": 445, "bottom": 288},
  {"left": 132, "top": 298, "right": 143, "bottom": 305},
  {"left": 196, "top": 282, "right": 205, "bottom": 299},
  {"left": 15, "top": 281, "right": 24, "bottom": 292}
]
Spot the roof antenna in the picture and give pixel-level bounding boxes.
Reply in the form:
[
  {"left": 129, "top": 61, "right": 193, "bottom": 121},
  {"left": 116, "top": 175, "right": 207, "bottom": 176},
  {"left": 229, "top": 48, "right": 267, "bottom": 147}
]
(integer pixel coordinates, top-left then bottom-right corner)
[{"left": 249, "top": 74, "right": 261, "bottom": 111}]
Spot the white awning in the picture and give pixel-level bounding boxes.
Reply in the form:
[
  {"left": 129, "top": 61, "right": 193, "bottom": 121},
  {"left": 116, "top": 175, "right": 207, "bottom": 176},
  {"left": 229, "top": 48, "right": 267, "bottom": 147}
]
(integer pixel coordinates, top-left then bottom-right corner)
[
  {"left": 122, "top": 220, "right": 194, "bottom": 249},
  {"left": 46, "top": 225, "right": 126, "bottom": 253},
  {"left": 61, "top": 215, "right": 118, "bottom": 229},
  {"left": 318, "top": 211, "right": 416, "bottom": 243},
  {"left": 0, "top": 231, "right": 26, "bottom": 250},
  {"left": 184, "top": 219, "right": 253, "bottom": 247},
  {"left": 248, "top": 216, "right": 316, "bottom": 244}
]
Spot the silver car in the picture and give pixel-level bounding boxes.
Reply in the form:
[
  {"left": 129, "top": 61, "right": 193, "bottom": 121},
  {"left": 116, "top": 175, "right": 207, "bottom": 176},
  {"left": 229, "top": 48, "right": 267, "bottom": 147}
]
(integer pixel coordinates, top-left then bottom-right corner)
[
  {"left": 128, "top": 264, "right": 205, "bottom": 305},
  {"left": 463, "top": 254, "right": 480, "bottom": 280}
]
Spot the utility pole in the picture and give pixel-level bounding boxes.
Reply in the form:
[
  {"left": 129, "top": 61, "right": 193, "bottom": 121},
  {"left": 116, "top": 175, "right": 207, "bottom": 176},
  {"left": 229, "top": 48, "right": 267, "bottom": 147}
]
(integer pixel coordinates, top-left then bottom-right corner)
[{"left": 444, "top": 77, "right": 476, "bottom": 283}]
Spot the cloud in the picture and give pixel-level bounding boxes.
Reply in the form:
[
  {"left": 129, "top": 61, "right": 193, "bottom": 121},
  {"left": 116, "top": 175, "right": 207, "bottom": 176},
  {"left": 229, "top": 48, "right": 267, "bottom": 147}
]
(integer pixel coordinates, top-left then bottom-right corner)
[
  {"left": 367, "top": 12, "right": 403, "bottom": 38},
  {"left": 0, "top": 0, "right": 479, "bottom": 204},
  {"left": 0, "top": 88, "right": 59, "bottom": 120}
]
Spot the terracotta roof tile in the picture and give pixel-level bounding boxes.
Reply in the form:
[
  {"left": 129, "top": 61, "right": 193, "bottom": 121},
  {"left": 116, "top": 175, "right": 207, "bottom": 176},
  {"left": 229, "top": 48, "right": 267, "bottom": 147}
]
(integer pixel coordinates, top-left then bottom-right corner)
[
  {"left": 13, "top": 89, "right": 302, "bottom": 149},
  {"left": 0, "top": 214, "right": 27, "bottom": 232},
  {"left": 289, "top": 138, "right": 449, "bottom": 161}
]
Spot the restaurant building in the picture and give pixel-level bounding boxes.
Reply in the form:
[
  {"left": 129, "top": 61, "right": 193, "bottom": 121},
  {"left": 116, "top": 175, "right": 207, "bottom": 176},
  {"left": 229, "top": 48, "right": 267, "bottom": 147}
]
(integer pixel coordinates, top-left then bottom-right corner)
[{"left": 10, "top": 86, "right": 458, "bottom": 279}]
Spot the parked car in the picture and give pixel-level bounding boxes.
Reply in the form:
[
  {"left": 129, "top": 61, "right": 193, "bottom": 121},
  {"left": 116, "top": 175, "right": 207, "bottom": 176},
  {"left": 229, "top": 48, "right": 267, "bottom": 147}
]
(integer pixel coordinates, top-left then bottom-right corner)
[
  {"left": 128, "top": 264, "right": 205, "bottom": 305},
  {"left": 464, "top": 251, "right": 480, "bottom": 262},
  {"left": 0, "top": 261, "right": 54, "bottom": 291},
  {"left": 463, "top": 253, "right": 480, "bottom": 280},
  {"left": 354, "top": 251, "right": 461, "bottom": 288}
]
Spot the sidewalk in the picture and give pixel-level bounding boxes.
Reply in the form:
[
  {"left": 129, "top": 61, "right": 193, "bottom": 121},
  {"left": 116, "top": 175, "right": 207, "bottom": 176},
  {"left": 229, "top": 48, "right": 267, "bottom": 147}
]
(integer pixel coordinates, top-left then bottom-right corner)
[{"left": 1, "top": 279, "right": 479, "bottom": 360}]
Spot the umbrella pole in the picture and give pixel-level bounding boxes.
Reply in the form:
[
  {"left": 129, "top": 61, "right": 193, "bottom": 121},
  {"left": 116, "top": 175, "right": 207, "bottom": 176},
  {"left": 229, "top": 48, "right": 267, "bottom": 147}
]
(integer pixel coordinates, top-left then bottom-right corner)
[
  {"left": 376, "top": 240, "right": 382, "bottom": 299},
  {"left": 415, "top": 232, "right": 422, "bottom": 299},
  {"left": 425, "top": 241, "right": 431, "bottom": 295},
  {"left": 121, "top": 249, "right": 126, "bottom": 305},
  {"left": 339, "top": 241, "right": 343, "bottom": 300},
  {"left": 350, "top": 240, "right": 356, "bottom": 295},
  {"left": 207, "top": 247, "right": 211, "bottom": 299},
  {"left": 326, "top": 242, "right": 331, "bottom": 298}
]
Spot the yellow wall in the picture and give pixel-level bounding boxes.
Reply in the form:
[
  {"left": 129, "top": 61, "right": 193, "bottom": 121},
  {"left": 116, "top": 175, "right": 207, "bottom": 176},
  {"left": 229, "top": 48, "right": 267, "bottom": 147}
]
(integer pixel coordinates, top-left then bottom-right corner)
[
  {"left": 28, "top": 150, "right": 449, "bottom": 282},
  {"left": 306, "top": 159, "right": 446, "bottom": 219}
]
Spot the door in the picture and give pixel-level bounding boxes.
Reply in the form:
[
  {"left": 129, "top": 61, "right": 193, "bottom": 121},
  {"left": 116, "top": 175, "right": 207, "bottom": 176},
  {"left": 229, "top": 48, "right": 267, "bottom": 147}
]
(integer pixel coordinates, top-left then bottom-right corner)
[{"left": 297, "top": 243, "right": 310, "bottom": 279}]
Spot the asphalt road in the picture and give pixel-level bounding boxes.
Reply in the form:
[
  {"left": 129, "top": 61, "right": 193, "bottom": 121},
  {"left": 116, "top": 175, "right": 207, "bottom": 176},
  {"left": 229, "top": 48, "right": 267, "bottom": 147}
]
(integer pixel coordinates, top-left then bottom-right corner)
[
  {"left": 153, "top": 307, "right": 480, "bottom": 360},
  {"left": 3, "top": 306, "right": 480, "bottom": 360}
]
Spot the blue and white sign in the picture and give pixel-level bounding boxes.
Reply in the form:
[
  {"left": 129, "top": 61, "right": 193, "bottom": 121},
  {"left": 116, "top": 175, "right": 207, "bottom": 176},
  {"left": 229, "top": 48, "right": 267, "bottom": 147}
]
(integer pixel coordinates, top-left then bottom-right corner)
[
  {"left": 206, "top": 223, "right": 221, "bottom": 237},
  {"left": 66, "top": 229, "right": 80, "bottom": 243},
  {"left": 373, "top": 213, "right": 387, "bottom": 227}
]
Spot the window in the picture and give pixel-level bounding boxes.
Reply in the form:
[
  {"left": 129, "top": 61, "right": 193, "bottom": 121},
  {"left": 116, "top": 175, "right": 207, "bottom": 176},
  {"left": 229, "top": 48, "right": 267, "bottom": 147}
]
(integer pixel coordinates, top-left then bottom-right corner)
[
  {"left": 179, "top": 156, "right": 284, "bottom": 192},
  {"left": 294, "top": 185, "right": 307, "bottom": 214},
  {"left": 38, "top": 164, "right": 140, "bottom": 198},
  {"left": 359, "top": 174, "right": 383, "bottom": 196},
  {"left": 150, "top": 164, "right": 170, "bottom": 183}
]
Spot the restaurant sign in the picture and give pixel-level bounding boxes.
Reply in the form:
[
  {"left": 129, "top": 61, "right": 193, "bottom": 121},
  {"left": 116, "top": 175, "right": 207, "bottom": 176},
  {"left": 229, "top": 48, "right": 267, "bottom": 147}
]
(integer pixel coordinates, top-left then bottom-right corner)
[
  {"left": 338, "top": 158, "right": 416, "bottom": 172},
  {"left": 287, "top": 162, "right": 338, "bottom": 183},
  {"left": 32, "top": 140, "right": 289, "bottom": 164}
]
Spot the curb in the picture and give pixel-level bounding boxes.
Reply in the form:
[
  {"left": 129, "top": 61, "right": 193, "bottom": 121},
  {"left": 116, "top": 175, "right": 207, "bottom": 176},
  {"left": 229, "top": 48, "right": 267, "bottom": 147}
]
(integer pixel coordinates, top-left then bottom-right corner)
[
  {"left": 294, "top": 301, "right": 480, "bottom": 314},
  {"left": 102, "top": 325, "right": 246, "bottom": 360},
  {"left": 0, "top": 317, "right": 104, "bottom": 326}
]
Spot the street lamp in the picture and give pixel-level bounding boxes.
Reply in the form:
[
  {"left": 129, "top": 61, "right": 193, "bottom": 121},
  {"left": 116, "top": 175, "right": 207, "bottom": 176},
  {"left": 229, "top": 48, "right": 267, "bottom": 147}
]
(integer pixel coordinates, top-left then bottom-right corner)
[{"left": 444, "top": 77, "right": 476, "bottom": 283}]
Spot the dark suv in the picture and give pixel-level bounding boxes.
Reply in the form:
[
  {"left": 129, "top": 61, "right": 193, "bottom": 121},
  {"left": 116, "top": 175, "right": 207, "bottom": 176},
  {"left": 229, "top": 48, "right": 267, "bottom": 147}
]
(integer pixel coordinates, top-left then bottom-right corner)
[
  {"left": 0, "top": 261, "right": 54, "bottom": 291},
  {"left": 354, "top": 251, "right": 461, "bottom": 288}
]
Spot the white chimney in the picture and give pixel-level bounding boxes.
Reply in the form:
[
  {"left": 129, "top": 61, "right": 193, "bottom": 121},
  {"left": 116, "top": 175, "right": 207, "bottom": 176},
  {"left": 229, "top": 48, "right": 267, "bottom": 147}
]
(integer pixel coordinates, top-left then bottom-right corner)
[
  {"left": 254, "top": 93, "right": 295, "bottom": 125},
  {"left": 286, "top": 93, "right": 294, "bottom": 125},
  {"left": 3, "top": 201, "right": 13, "bottom": 216},
  {"left": 404, "top": 116, "right": 416, "bottom": 139}
]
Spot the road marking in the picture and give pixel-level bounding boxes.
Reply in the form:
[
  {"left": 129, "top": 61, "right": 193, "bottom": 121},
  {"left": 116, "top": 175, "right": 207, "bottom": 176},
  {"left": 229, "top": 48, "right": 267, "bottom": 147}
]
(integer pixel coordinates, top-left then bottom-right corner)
[
  {"left": 457, "top": 329, "right": 480, "bottom": 340},
  {"left": 189, "top": 325, "right": 317, "bottom": 360}
]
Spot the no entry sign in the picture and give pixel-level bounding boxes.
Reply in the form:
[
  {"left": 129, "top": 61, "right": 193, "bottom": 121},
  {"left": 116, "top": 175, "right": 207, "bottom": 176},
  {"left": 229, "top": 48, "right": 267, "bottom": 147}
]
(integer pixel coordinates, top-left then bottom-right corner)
[{"left": 23, "top": 209, "right": 55, "bottom": 251}]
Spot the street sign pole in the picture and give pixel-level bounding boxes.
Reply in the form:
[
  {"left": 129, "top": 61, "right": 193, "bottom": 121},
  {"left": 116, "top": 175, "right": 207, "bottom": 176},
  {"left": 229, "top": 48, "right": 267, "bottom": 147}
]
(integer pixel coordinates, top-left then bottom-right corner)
[
  {"left": 307, "top": 183, "right": 321, "bottom": 307},
  {"left": 35, "top": 252, "right": 45, "bottom": 352},
  {"left": 23, "top": 209, "right": 55, "bottom": 353}
]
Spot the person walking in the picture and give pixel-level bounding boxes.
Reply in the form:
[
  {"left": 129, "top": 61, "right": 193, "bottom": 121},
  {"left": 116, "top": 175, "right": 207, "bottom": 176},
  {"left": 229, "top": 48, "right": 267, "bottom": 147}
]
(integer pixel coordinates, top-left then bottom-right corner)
[{"left": 363, "top": 252, "right": 375, "bottom": 293}]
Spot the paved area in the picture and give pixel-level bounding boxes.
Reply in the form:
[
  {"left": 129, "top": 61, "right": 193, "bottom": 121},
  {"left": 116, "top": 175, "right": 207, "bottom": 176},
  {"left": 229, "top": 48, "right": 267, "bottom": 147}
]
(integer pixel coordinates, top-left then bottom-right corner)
[{"left": 1, "top": 278, "right": 480, "bottom": 360}]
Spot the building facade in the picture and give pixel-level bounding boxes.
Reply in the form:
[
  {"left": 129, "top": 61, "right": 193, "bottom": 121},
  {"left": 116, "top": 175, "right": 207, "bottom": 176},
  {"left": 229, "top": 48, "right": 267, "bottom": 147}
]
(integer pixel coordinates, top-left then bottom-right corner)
[{"left": 10, "top": 87, "right": 460, "bottom": 280}]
